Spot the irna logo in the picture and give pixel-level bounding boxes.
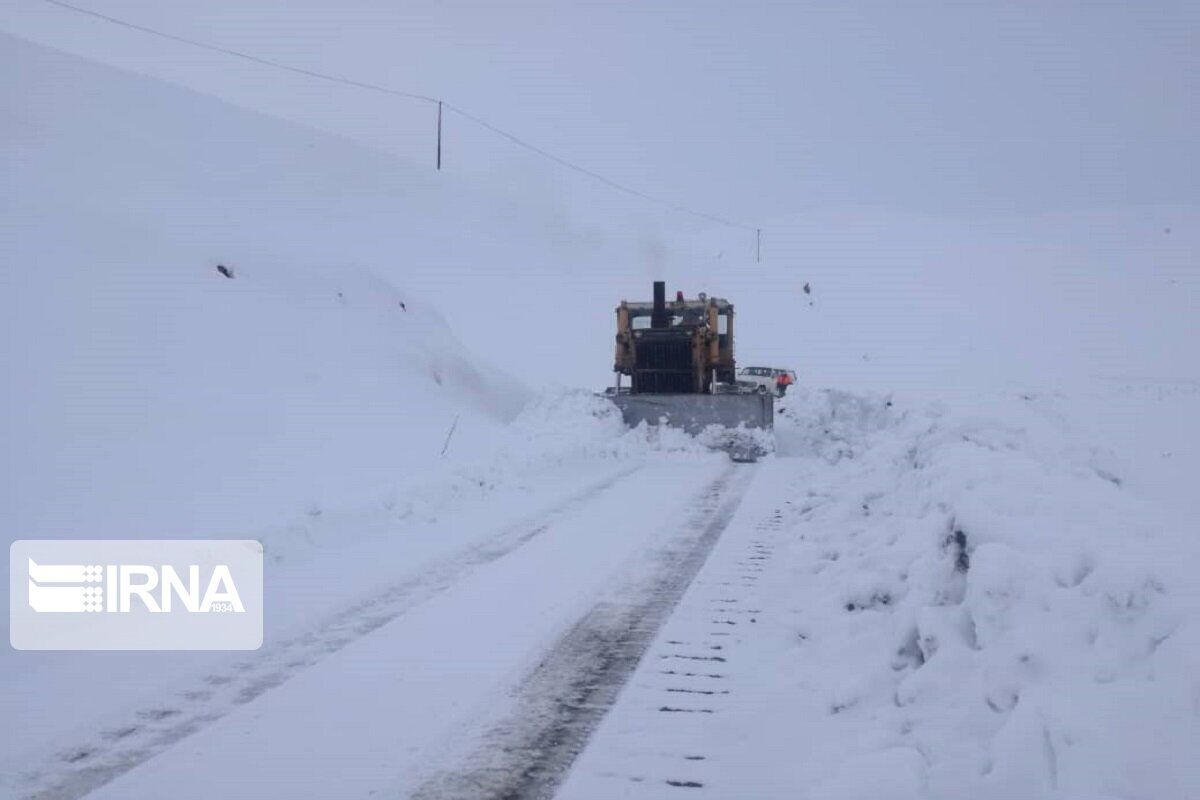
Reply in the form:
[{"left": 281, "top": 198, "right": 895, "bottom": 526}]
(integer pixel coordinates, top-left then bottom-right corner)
[
  {"left": 10, "top": 540, "right": 263, "bottom": 650},
  {"left": 27, "top": 559, "right": 245, "bottom": 614}
]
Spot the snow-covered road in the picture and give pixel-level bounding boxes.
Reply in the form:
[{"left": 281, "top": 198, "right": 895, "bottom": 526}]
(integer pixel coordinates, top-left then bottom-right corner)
[
  {"left": 17, "top": 463, "right": 644, "bottom": 799},
  {"left": 19, "top": 455, "right": 756, "bottom": 800},
  {"left": 410, "top": 462, "right": 754, "bottom": 799},
  {"left": 556, "top": 456, "right": 806, "bottom": 799}
]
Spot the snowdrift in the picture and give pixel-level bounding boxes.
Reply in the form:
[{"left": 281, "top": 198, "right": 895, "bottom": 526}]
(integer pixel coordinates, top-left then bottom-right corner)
[{"left": 762, "top": 389, "right": 1200, "bottom": 799}]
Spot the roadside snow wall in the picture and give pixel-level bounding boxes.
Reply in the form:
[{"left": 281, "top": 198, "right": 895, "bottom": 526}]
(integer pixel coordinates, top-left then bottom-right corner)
[{"left": 769, "top": 389, "right": 1200, "bottom": 800}]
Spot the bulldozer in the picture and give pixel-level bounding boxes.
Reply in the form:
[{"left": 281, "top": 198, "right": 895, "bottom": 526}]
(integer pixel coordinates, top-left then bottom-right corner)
[{"left": 607, "top": 281, "right": 773, "bottom": 440}]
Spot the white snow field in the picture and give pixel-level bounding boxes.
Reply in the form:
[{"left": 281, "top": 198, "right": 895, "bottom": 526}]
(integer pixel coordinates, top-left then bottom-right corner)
[{"left": 3, "top": 23, "right": 1200, "bottom": 800}]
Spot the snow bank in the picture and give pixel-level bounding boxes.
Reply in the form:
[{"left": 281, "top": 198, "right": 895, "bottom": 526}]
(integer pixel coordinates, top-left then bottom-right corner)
[
  {"left": 767, "top": 388, "right": 1200, "bottom": 799},
  {"left": 243, "top": 387, "right": 778, "bottom": 580},
  {"left": 251, "top": 389, "right": 735, "bottom": 565}
]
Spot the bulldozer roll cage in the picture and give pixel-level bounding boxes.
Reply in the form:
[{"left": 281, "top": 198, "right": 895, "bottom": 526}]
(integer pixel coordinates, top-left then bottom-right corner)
[{"left": 607, "top": 281, "right": 773, "bottom": 436}]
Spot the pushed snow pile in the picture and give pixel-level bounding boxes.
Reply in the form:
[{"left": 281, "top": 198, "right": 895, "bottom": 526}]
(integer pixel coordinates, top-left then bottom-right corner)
[
  {"left": 260, "top": 390, "right": 762, "bottom": 558},
  {"left": 256, "top": 390, "right": 735, "bottom": 561},
  {"left": 765, "top": 389, "right": 1199, "bottom": 799},
  {"left": 505, "top": 389, "right": 766, "bottom": 461}
]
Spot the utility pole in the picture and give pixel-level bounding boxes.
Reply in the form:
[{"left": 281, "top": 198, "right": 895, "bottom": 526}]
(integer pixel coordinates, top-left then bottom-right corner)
[
  {"left": 436, "top": 101, "right": 443, "bottom": 171},
  {"left": 756, "top": 228, "right": 761, "bottom": 263}
]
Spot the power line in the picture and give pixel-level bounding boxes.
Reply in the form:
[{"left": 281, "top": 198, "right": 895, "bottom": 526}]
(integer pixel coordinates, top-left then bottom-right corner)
[
  {"left": 443, "top": 103, "right": 753, "bottom": 231},
  {"left": 36, "top": 0, "right": 758, "bottom": 234},
  {"left": 39, "top": 0, "right": 438, "bottom": 104}
]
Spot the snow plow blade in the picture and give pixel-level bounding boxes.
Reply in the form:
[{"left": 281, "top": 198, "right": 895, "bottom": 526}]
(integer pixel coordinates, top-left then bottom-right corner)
[{"left": 608, "top": 392, "right": 774, "bottom": 435}]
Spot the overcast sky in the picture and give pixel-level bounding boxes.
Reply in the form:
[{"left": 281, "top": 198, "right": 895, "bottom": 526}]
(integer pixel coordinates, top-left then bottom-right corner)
[{"left": 4, "top": 1, "right": 1197, "bottom": 226}]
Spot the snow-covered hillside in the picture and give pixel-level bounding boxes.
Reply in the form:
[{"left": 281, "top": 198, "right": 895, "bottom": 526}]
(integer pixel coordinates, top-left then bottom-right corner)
[{"left": 0, "top": 31, "right": 539, "bottom": 551}]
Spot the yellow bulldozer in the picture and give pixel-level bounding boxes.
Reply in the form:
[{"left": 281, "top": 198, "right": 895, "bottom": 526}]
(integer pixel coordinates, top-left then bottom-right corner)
[{"left": 607, "top": 281, "right": 773, "bottom": 437}]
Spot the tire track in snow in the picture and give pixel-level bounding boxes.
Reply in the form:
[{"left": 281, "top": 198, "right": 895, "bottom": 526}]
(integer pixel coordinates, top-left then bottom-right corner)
[
  {"left": 408, "top": 462, "right": 757, "bottom": 800},
  {"left": 552, "top": 464, "right": 810, "bottom": 797},
  {"left": 17, "top": 464, "right": 646, "bottom": 800}
]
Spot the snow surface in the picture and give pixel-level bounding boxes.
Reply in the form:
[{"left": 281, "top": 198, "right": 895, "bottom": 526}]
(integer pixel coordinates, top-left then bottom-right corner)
[{"left": 3, "top": 23, "right": 1199, "bottom": 800}]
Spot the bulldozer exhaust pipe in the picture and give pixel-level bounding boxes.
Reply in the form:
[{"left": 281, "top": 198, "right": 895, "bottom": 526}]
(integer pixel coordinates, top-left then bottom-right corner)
[{"left": 651, "top": 280, "right": 668, "bottom": 329}]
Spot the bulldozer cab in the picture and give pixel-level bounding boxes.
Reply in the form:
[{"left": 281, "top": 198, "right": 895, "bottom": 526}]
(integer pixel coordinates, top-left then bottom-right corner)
[{"left": 615, "top": 282, "right": 735, "bottom": 394}]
